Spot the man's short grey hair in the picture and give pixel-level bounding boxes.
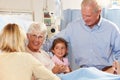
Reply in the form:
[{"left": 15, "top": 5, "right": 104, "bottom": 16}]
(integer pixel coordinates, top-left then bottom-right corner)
[
  {"left": 27, "top": 22, "right": 47, "bottom": 37},
  {"left": 81, "top": 0, "right": 101, "bottom": 12}
]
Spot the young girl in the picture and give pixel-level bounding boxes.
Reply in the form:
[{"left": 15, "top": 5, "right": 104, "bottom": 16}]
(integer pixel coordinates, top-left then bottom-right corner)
[
  {"left": 50, "top": 37, "right": 71, "bottom": 73},
  {"left": 50, "top": 37, "right": 119, "bottom": 74}
]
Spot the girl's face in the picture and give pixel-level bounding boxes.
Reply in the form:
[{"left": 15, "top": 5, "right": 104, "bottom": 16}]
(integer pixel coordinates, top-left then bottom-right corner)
[{"left": 52, "top": 42, "right": 68, "bottom": 59}]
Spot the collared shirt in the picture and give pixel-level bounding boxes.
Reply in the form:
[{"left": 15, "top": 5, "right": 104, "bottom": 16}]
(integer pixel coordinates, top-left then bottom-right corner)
[
  {"left": 26, "top": 47, "right": 55, "bottom": 70},
  {"left": 44, "top": 16, "right": 120, "bottom": 70}
]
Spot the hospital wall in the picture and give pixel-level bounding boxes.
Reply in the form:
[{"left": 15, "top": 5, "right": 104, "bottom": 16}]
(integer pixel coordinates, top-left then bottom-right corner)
[{"left": 0, "top": 0, "right": 43, "bottom": 22}]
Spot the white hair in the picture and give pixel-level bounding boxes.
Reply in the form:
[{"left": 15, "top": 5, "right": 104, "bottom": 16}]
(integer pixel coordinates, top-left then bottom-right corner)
[{"left": 27, "top": 22, "right": 47, "bottom": 37}]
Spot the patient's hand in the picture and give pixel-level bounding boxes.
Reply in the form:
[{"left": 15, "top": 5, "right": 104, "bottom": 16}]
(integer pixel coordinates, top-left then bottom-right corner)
[{"left": 52, "top": 64, "right": 66, "bottom": 74}]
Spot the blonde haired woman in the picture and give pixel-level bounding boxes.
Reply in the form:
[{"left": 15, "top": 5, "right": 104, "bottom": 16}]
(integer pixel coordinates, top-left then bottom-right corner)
[{"left": 0, "top": 23, "right": 60, "bottom": 80}]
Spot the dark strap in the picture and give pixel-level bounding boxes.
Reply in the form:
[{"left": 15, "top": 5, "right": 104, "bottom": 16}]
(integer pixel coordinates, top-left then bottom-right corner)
[{"left": 102, "top": 66, "right": 112, "bottom": 71}]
